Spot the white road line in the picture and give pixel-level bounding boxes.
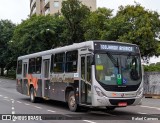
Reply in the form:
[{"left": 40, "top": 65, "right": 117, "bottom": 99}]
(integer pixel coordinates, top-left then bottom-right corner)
[
  {"left": 141, "top": 105, "right": 160, "bottom": 110},
  {"left": 34, "top": 106, "right": 42, "bottom": 109},
  {"left": 47, "top": 110, "right": 56, "bottom": 113},
  {"left": 4, "top": 97, "right": 8, "bottom": 99},
  {"left": 138, "top": 112, "right": 148, "bottom": 114},
  {"left": 17, "top": 101, "right": 22, "bottom": 103},
  {"left": 12, "top": 111, "right": 15, "bottom": 114},
  {"left": 3, "top": 99, "right": 10, "bottom": 102},
  {"left": 0, "top": 95, "right": 2, "bottom": 97},
  {"left": 83, "top": 120, "right": 96, "bottom": 123},
  {"left": 25, "top": 103, "right": 30, "bottom": 106},
  {"left": 12, "top": 107, "right": 15, "bottom": 110},
  {"left": 11, "top": 99, "right": 14, "bottom": 101}
]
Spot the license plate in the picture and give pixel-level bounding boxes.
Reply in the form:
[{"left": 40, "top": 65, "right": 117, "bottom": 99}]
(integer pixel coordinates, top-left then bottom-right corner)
[{"left": 118, "top": 102, "right": 127, "bottom": 106}]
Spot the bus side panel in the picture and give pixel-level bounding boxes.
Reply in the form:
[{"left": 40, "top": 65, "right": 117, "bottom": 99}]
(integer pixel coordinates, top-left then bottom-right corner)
[
  {"left": 49, "top": 82, "right": 66, "bottom": 102},
  {"left": 48, "top": 81, "right": 79, "bottom": 102},
  {"left": 69, "top": 81, "right": 79, "bottom": 104},
  {"left": 44, "top": 80, "right": 50, "bottom": 98},
  {"left": 36, "top": 79, "right": 42, "bottom": 97},
  {"left": 16, "top": 79, "right": 23, "bottom": 94},
  {"left": 22, "top": 79, "right": 29, "bottom": 95}
]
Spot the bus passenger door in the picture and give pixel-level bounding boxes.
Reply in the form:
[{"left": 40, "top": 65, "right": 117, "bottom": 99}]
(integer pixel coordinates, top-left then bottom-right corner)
[
  {"left": 80, "top": 55, "right": 92, "bottom": 105},
  {"left": 42, "top": 59, "right": 50, "bottom": 98},
  {"left": 22, "top": 62, "right": 28, "bottom": 95}
]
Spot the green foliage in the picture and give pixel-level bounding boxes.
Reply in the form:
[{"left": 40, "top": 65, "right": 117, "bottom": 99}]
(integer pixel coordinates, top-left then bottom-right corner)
[
  {"left": 103, "top": 4, "right": 160, "bottom": 59},
  {"left": 84, "top": 7, "right": 113, "bottom": 40},
  {"left": 0, "top": 20, "right": 16, "bottom": 75},
  {"left": 10, "top": 15, "right": 65, "bottom": 66},
  {"left": 1, "top": 2, "right": 160, "bottom": 76},
  {"left": 144, "top": 64, "right": 160, "bottom": 72},
  {"left": 61, "top": 0, "right": 90, "bottom": 44}
]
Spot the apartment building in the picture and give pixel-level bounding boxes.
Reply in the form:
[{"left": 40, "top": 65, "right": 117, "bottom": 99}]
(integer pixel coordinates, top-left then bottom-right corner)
[{"left": 30, "top": 0, "right": 96, "bottom": 16}]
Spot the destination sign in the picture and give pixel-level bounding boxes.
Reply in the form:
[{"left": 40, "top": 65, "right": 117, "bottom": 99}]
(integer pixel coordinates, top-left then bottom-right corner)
[
  {"left": 94, "top": 42, "right": 139, "bottom": 53},
  {"left": 100, "top": 44, "right": 133, "bottom": 52}
]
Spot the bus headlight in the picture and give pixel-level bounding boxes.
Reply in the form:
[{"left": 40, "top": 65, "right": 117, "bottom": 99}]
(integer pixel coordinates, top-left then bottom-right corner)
[
  {"left": 94, "top": 86, "right": 106, "bottom": 97},
  {"left": 136, "top": 87, "right": 143, "bottom": 97}
]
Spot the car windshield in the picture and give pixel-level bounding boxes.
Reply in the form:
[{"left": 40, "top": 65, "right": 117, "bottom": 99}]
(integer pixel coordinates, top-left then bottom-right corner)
[{"left": 95, "top": 53, "right": 142, "bottom": 85}]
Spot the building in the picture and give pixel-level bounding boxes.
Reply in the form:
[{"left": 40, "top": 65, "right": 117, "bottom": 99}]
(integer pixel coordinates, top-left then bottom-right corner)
[{"left": 30, "top": 0, "right": 96, "bottom": 16}]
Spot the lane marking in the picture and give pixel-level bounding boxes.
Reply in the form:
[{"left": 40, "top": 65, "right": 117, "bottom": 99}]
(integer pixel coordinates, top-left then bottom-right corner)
[
  {"left": 47, "top": 110, "right": 56, "bottom": 113},
  {"left": 138, "top": 112, "right": 148, "bottom": 114},
  {"left": 3, "top": 99, "right": 10, "bottom": 102},
  {"left": 0, "top": 95, "right": 3, "bottom": 97},
  {"left": 25, "top": 103, "right": 30, "bottom": 106},
  {"left": 12, "top": 111, "right": 15, "bottom": 114},
  {"left": 83, "top": 120, "right": 96, "bottom": 123},
  {"left": 11, "top": 99, "right": 14, "bottom": 101},
  {"left": 12, "top": 107, "right": 15, "bottom": 110},
  {"left": 4, "top": 97, "right": 8, "bottom": 99},
  {"left": 141, "top": 105, "right": 160, "bottom": 110},
  {"left": 17, "top": 101, "right": 22, "bottom": 103},
  {"left": 138, "top": 112, "right": 160, "bottom": 118},
  {"left": 34, "top": 106, "right": 42, "bottom": 109}
]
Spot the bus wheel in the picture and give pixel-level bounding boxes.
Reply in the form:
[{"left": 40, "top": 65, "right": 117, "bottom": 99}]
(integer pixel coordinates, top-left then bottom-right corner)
[
  {"left": 30, "top": 87, "right": 37, "bottom": 103},
  {"left": 68, "top": 91, "right": 78, "bottom": 112},
  {"left": 106, "top": 106, "right": 116, "bottom": 111}
]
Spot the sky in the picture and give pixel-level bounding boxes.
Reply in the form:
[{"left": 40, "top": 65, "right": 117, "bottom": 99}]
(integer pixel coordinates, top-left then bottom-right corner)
[
  {"left": 0, "top": 0, "right": 160, "bottom": 63},
  {"left": 0, "top": 0, "right": 160, "bottom": 24}
]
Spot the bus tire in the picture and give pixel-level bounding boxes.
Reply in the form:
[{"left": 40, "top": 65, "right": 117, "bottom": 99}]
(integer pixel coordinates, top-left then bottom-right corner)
[
  {"left": 30, "top": 87, "right": 37, "bottom": 103},
  {"left": 68, "top": 91, "right": 78, "bottom": 112}
]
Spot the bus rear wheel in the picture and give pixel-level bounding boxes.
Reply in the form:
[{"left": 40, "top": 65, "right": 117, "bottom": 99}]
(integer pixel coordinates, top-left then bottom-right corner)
[
  {"left": 68, "top": 91, "right": 78, "bottom": 112},
  {"left": 30, "top": 87, "right": 37, "bottom": 103}
]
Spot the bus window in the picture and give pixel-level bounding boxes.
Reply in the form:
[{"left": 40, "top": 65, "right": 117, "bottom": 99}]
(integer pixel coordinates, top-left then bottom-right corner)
[
  {"left": 28, "top": 58, "right": 36, "bottom": 74},
  {"left": 81, "top": 57, "right": 85, "bottom": 79},
  {"left": 23, "top": 63, "right": 27, "bottom": 77},
  {"left": 17, "top": 60, "right": 22, "bottom": 74},
  {"left": 87, "top": 56, "right": 91, "bottom": 83},
  {"left": 50, "top": 54, "right": 54, "bottom": 72},
  {"left": 54, "top": 53, "right": 65, "bottom": 73},
  {"left": 36, "top": 57, "right": 42, "bottom": 74},
  {"left": 66, "top": 50, "right": 78, "bottom": 72}
]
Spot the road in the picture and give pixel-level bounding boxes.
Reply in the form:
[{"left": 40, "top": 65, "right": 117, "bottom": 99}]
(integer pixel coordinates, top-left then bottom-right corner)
[{"left": 0, "top": 78, "right": 159, "bottom": 123}]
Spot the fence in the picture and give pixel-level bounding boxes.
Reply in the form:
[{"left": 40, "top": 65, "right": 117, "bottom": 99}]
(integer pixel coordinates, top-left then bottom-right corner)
[{"left": 144, "top": 72, "right": 160, "bottom": 96}]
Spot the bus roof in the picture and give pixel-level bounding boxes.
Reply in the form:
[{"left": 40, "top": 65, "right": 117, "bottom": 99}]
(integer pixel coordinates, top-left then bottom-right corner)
[{"left": 18, "top": 40, "right": 138, "bottom": 60}]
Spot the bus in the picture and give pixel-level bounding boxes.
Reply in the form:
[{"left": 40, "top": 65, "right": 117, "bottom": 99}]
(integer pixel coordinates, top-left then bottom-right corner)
[{"left": 16, "top": 41, "right": 143, "bottom": 111}]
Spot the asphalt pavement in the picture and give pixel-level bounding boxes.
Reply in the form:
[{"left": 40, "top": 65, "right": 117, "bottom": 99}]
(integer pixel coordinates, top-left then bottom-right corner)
[{"left": 0, "top": 78, "right": 160, "bottom": 123}]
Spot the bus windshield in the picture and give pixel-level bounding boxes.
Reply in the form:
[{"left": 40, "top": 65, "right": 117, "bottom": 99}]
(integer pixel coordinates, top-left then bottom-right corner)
[{"left": 95, "top": 53, "right": 142, "bottom": 86}]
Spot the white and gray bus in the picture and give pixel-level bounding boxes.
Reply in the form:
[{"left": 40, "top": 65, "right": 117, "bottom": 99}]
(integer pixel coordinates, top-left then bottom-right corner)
[{"left": 16, "top": 41, "right": 143, "bottom": 111}]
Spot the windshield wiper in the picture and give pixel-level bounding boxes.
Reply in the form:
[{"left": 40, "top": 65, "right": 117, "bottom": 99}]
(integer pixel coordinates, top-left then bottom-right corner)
[
  {"left": 106, "top": 52, "right": 119, "bottom": 67},
  {"left": 94, "top": 50, "right": 119, "bottom": 68}
]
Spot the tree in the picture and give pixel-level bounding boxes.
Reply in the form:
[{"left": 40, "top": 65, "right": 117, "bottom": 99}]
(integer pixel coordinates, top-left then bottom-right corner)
[
  {"left": 61, "top": 0, "right": 90, "bottom": 44},
  {"left": 11, "top": 15, "right": 65, "bottom": 68},
  {"left": 0, "top": 20, "right": 15, "bottom": 76},
  {"left": 83, "top": 7, "right": 113, "bottom": 40},
  {"left": 102, "top": 4, "right": 160, "bottom": 59}
]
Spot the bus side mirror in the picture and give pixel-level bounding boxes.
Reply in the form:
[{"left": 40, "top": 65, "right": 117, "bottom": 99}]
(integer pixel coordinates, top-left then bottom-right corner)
[{"left": 90, "top": 55, "right": 95, "bottom": 65}]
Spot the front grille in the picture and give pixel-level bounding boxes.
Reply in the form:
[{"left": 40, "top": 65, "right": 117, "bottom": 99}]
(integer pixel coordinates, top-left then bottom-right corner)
[
  {"left": 109, "top": 99, "right": 135, "bottom": 105},
  {"left": 99, "top": 82, "right": 140, "bottom": 92}
]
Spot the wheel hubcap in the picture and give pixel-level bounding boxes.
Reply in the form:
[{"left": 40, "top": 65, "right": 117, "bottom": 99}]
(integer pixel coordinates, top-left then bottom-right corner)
[
  {"left": 70, "top": 95, "right": 75, "bottom": 107},
  {"left": 31, "top": 91, "right": 34, "bottom": 101}
]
